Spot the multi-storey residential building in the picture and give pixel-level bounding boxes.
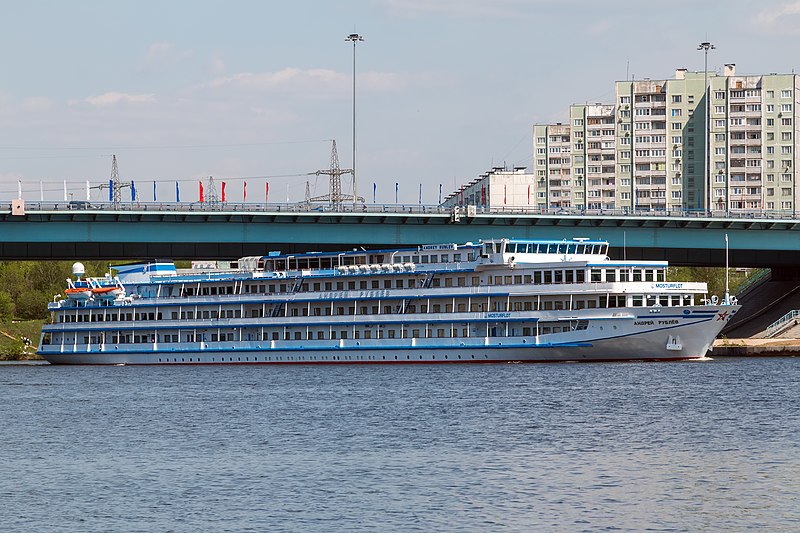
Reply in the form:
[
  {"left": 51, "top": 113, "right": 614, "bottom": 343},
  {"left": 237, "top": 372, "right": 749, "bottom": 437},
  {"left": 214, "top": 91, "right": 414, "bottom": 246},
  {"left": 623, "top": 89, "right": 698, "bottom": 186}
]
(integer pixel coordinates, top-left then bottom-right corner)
[{"left": 533, "top": 64, "right": 800, "bottom": 213}]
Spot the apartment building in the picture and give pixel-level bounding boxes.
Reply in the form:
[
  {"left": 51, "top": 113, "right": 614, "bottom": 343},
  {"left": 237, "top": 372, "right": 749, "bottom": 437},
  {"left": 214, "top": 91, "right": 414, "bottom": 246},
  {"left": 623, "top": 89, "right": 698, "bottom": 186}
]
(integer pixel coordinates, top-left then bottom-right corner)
[{"left": 533, "top": 65, "right": 800, "bottom": 213}]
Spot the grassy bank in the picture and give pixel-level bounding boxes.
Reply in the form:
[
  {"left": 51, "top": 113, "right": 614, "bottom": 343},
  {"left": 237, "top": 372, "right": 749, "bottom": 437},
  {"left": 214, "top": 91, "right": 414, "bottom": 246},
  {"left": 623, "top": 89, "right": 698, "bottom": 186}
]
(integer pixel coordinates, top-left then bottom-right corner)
[{"left": 0, "top": 320, "right": 44, "bottom": 361}]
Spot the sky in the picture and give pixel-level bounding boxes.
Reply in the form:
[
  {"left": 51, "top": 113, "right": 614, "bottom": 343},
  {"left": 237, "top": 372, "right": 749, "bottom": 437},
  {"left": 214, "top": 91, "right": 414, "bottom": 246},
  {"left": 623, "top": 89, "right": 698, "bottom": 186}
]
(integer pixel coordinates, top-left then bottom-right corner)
[{"left": 1, "top": 0, "right": 800, "bottom": 204}]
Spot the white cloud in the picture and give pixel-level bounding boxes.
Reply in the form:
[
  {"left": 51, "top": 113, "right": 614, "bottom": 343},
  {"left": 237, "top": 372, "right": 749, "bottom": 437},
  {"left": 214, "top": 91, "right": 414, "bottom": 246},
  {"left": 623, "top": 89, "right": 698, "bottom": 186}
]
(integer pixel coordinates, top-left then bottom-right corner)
[
  {"left": 382, "top": 0, "right": 541, "bottom": 18},
  {"left": 140, "top": 41, "right": 194, "bottom": 72},
  {"left": 85, "top": 92, "right": 156, "bottom": 107},
  {"left": 755, "top": 1, "right": 800, "bottom": 34},
  {"left": 202, "top": 68, "right": 347, "bottom": 92},
  {"left": 21, "top": 96, "right": 54, "bottom": 111},
  {"left": 210, "top": 52, "right": 226, "bottom": 75}
]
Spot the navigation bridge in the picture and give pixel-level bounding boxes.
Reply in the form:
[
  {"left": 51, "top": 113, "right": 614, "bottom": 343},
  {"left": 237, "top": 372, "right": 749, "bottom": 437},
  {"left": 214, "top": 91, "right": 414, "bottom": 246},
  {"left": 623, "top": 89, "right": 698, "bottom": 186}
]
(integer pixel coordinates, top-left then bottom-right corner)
[{"left": 3, "top": 201, "right": 800, "bottom": 267}]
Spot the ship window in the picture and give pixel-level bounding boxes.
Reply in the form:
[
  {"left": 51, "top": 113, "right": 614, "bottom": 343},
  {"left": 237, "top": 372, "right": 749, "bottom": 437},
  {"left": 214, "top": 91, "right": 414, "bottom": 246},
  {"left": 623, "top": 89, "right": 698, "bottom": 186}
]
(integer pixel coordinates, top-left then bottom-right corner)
[
  {"left": 671, "top": 295, "right": 682, "bottom": 306},
  {"left": 554, "top": 271, "right": 563, "bottom": 283},
  {"left": 633, "top": 270, "right": 643, "bottom": 282},
  {"left": 313, "top": 283, "right": 320, "bottom": 291},
  {"left": 397, "top": 279, "right": 404, "bottom": 288},
  {"left": 591, "top": 269, "right": 602, "bottom": 282},
  {"left": 294, "top": 332, "right": 301, "bottom": 340},
  {"left": 632, "top": 295, "right": 643, "bottom": 306},
  {"left": 575, "top": 300, "right": 585, "bottom": 310},
  {"left": 543, "top": 271, "right": 553, "bottom": 284},
  {"left": 349, "top": 282, "right": 356, "bottom": 289},
  {"left": 472, "top": 276, "right": 480, "bottom": 286},
  {"left": 606, "top": 270, "right": 616, "bottom": 282},
  {"left": 421, "top": 256, "right": 429, "bottom": 264},
  {"left": 565, "top": 271, "right": 574, "bottom": 283},
  {"left": 646, "top": 295, "right": 657, "bottom": 306},
  {"left": 645, "top": 270, "right": 655, "bottom": 282},
  {"left": 533, "top": 271, "right": 542, "bottom": 284},
  {"left": 660, "top": 295, "right": 670, "bottom": 306},
  {"left": 577, "top": 270, "right": 585, "bottom": 283}
]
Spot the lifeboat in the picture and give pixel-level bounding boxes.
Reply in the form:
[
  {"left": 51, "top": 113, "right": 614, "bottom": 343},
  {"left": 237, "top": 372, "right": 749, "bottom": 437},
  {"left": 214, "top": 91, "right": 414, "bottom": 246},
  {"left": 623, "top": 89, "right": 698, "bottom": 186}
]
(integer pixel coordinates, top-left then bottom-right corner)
[
  {"left": 65, "top": 287, "right": 92, "bottom": 300},
  {"left": 92, "top": 286, "right": 125, "bottom": 300}
]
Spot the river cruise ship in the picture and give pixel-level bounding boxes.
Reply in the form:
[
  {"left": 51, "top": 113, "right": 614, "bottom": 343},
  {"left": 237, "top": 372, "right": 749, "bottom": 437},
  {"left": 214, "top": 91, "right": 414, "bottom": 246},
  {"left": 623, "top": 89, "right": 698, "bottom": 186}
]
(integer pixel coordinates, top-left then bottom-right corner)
[{"left": 39, "top": 238, "right": 738, "bottom": 364}]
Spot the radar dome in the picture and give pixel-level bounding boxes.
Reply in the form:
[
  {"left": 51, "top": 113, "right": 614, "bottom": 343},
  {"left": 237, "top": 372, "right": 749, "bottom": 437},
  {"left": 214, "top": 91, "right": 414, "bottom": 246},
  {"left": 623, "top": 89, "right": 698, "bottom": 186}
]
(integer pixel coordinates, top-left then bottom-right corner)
[{"left": 72, "top": 262, "right": 86, "bottom": 278}]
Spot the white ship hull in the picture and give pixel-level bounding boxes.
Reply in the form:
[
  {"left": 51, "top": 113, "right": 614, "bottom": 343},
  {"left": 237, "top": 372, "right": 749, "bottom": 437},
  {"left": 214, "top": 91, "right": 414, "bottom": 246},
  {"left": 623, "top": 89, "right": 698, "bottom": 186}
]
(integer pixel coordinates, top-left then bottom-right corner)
[{"left": 39, "top": 306, "right": 732, "bottom": 365}]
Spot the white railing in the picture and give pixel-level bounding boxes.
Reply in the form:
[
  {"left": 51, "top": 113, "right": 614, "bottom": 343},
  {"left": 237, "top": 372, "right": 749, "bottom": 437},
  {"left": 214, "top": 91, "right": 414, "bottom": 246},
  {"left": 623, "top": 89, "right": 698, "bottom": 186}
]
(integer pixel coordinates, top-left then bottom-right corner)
[{"left": 765, "top": 309, "right": 800, "bottom": 338}]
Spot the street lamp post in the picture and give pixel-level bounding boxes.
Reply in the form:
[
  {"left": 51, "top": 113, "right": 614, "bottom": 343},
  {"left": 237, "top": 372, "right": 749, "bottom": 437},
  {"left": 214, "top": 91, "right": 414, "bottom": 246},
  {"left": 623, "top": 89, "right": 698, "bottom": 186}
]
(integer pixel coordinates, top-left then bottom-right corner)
[
  {"left": 698, "top": 41, "right": 715, "bottom": 213},
  {"left": 346, "top": 33, "right": 364, "bottom": 207}
]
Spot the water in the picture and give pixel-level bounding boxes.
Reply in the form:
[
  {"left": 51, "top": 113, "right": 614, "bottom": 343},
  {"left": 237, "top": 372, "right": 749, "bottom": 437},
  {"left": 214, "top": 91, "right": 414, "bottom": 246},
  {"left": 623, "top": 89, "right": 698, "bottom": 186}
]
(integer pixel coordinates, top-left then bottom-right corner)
[{"left": 1, "top": 358, "right": 798, "bottom": 532}]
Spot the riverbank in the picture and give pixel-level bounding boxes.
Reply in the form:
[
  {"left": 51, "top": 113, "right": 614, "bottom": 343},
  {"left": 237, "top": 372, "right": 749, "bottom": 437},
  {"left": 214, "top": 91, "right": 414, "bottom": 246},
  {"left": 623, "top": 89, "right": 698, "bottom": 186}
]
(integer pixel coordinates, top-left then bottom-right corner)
[
  {"left": 712, "top": 338, "right": 800, "bottom": 357},
  {"left": 0, "top": 320, "right": 44, "bottom": 361}
]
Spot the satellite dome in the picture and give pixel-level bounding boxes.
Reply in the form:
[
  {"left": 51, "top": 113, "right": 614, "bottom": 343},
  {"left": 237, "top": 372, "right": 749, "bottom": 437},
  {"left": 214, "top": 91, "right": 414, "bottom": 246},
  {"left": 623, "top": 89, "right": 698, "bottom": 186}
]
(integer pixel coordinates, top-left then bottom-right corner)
[{"left": 72, "top": 262, "right": 86, "bottom": 278}]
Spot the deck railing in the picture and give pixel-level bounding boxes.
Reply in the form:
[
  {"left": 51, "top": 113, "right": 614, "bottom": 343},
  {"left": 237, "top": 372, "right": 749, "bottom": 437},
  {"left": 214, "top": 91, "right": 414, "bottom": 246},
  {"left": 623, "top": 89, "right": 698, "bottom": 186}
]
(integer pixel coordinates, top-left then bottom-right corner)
[{"left": 765, "top": 309, "right": 800, "bottom": 338}]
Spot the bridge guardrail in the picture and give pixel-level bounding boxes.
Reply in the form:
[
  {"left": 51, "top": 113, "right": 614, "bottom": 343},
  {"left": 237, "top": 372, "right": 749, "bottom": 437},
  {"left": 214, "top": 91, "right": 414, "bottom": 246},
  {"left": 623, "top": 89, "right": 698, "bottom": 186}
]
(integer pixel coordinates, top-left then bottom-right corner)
[
  {"left": 5, "top": 200, "right": 800, "bottom": 220},
  {"left": 765, "top": 309, "right": 800, "bottom": 338}
]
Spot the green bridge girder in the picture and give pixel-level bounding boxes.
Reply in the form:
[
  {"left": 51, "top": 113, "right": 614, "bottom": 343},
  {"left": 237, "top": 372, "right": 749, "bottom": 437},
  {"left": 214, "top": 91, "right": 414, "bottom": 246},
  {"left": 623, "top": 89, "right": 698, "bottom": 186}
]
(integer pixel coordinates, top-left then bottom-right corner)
[{"left": 3, "top": 207, "right": 800, "bottom": 267}]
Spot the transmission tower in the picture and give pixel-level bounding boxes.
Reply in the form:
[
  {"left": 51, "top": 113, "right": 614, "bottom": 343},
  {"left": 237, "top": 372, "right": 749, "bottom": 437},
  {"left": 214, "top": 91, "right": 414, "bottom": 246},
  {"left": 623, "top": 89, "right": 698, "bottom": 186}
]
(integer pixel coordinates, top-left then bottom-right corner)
[
  {"left": 309, "top": 140, "right": 363, "bottom": 206},
  {"left": 205, "top": 176, "right": 220, "bottom": 204},
  {"left": 96, "top": 154, "right": 131, "bottom": 206}
]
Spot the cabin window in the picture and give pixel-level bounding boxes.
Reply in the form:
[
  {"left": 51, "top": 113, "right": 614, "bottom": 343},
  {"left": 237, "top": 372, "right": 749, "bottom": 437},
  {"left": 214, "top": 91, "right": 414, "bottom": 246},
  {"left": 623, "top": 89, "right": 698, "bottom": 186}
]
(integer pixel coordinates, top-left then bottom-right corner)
[
  {"left": 533, "top": 271, "right": 542, "bottom": 284},
  {"left": 421, "top": 256, "right": 429, "bottom": 264},
  {"left": 659, "top": 295, "right": 670, "bottom": 306},
  {"left": 591, "top": 269, "right": 602, "bottom": 282},
  {"left": 554, "top": 271, "right": 563, "bottom": 284},
  {"left": 385, "top": 280, "right": 392, "bottom": 289},
  {"left": 454, "top": 253, "right": 462, "bottom": 262},
  {"left": 632, "top": 295, "right": 643, "bottom": 306},
  {"left": 324, "top": 282, "right": 332, "bottom": 290},
  {"left": 565, "top": 271, "right": 574, "bottom": 283},
  {"left": 361, "top": 281, "right": 368, "bottom": 289},
  {"left": 396, "top": 279, "right": 404, "bottom": 288},
  {"left": 544, "top": 271, "right": 553, "bottom": 284},
  {"left": 671, "top": 295, "right": 682, "bottom": 306},
  {"left": 633, "top": 270, "right": 643, "bottom": 282},
  {"left": 472, "top": 276, "right": 480, "bottom": 286},
  {"left": 337, "top": 282, "right": 344, "bottom": 290},
  {"left": 645, "top": 270, "right": 655, "bottom": 282},
  {"left": 606, "top": 270, "right": 617, "bottom": 282},
  {"left": 646, "top": 295, "right": 657, "bottom": 307}
]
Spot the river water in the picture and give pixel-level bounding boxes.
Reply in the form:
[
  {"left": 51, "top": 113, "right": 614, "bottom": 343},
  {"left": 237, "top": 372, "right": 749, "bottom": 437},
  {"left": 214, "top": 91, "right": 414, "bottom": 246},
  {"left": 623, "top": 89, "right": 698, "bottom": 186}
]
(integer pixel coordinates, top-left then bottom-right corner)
[{"left": 1, "top": 357, "right": 798, "bottom": 532}]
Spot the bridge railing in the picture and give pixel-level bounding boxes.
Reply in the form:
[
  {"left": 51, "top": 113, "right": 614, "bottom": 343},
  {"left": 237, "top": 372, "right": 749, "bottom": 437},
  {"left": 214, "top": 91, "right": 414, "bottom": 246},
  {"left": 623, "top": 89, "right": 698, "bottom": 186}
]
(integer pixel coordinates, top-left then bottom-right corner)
[{"left": 6, "top": 200, "right": 800, "bottom": 220}]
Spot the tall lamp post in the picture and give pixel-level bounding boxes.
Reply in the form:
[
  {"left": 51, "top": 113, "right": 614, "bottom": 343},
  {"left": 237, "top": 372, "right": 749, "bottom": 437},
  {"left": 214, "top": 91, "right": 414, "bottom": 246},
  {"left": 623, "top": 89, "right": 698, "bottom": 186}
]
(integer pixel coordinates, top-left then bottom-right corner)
[
  {"left": 346, "top": 33, "right": 364, "bottom": 207},
  {"left": 698, "top": 41, "right": 715, "bottom": 213}
]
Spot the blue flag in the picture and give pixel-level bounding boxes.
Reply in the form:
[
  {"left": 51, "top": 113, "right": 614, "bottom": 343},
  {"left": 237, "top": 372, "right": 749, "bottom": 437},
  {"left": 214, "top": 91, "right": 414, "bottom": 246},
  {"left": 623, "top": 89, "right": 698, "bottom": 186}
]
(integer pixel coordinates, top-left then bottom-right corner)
[
  {"left": 153, "top": 181, "right": 157, "bottom": 202},
  {"left": 130, "top": 180, "right": 136, "bottom": 201},
  {"left": 109, "top": 179, "right": 113, "bottom": 201},
  {"left": 176, "top": 181, "right": 181, "bottom": 203},
  {"left": 395, "top": 182, "right": 398, "bottom": 204},
  {"left": 373, "top": 182, "right": 376, "bottom": 204},
  {"left": 418, "top": 183, "right": 422, "bottom": 205}
]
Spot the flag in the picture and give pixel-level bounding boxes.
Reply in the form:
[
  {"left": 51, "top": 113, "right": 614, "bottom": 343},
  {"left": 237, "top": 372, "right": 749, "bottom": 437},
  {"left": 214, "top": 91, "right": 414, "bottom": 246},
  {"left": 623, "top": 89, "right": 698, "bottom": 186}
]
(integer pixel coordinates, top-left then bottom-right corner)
[
  {"left": 527, "top": 184, "right": 531, "bottom": 205},
  {"left": 63, "top": 180, "right": 67, "bottom": 202},
  {"left": 438, "top": 184, "right": 442, "bottom": 204},
  {"left": 176, "top": 181, "right": 180, "bottom": 203},
  {"left": 221, "top": 181, "right": 226, "bottom": 203},
  {"left": 131, "top": 180, "right": 136, "bottom": 202},
  {"left": 153, "top": 181, "right": 157, "bottom": 202},
  {"left": 265, "top": 181, "right": 269, "bottom": 202},
  {"left": 504, "top": 184, "right": 507, "bottom": 205},
  {"left": 395, "top": 182, "right": 398, "bottom": 204},
  {"left": 481, "top": 186, "right": 486, "bottom": 206},
  {"left": 373, "top": 182, "right": 376, "bottom": 204},
  {"left": 109, "top": 179, "right": 113, "bottom": 201},
  {"left": 86, "top": 180, "right": 90, "bottom": 201},
  {"left": 243, "top": 181, "right": 247, "bottom": 202},
  {"left": 18, "top": 180, "right": 22, "bottom": 200},
  {"left": 199, "top": 181, "right": 205, "bottom": 203}
]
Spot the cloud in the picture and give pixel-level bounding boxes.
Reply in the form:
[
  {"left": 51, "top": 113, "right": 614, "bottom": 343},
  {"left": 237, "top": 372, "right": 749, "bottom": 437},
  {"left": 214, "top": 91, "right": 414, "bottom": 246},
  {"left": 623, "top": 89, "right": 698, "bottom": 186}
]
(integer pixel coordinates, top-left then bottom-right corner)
[
  {"left": 382, "top": 0, "right": 550, "bottom": 18},
  {"left": 588, "top": 18, "right": 613, "bottom": 35},
  {"left": 209, "top": 52, "right": 226, "bottom": 76},
  {"left": 201, "top": 68, "right": 347, "bottom": 92},
  {"left": 140, "top": 41, "right": 194, "bottom": 72},
  {"left": 21, "top": 97, "right": 54, "bottom": 111},
  {"left": 754, "top": 1, "right": 800, "bottom": 34},
  {"left": 85, "top": 92, "right": 156, "bottom": 107}
]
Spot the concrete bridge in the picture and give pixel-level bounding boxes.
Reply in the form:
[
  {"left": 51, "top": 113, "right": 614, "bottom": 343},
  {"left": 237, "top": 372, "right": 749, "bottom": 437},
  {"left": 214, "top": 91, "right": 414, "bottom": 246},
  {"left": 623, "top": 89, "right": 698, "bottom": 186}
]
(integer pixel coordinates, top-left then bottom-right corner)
[{"left": 3, "top": 201, "right": 800, "bottom": 268}]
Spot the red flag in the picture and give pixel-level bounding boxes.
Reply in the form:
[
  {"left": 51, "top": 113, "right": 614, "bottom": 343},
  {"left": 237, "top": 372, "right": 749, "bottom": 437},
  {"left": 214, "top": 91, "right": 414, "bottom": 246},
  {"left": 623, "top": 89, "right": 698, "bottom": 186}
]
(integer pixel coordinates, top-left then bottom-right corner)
[
  {"left": 243, "top": 181, "right": 247, "bottom": 202},
  {"left": 481, "top": 186, "right": 485, "bottom": 205},
  {"left": 265, "top": 181, "right": 269, "bottom": 202},
  {"left": 221, "top": 181, "right": 226, "bottom": 203},
  {"left": 527, "top": 184, "right": 531, "bottom": 205},
  {"left": 199, "top": 181, "right": 205, "bottom": 203},
  {"left": 504, "top": 184, "right": 507, "bottom": 205}
]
